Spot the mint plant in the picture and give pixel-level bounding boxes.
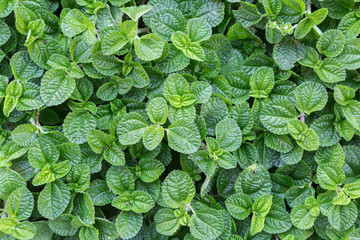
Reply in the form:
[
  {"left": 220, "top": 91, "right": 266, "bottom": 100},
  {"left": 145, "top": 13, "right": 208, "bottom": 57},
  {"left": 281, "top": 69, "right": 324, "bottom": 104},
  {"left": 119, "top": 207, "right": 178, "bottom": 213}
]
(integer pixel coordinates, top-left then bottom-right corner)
[{"left": 1, "top": 0, "right": 360, "bottom": 239}]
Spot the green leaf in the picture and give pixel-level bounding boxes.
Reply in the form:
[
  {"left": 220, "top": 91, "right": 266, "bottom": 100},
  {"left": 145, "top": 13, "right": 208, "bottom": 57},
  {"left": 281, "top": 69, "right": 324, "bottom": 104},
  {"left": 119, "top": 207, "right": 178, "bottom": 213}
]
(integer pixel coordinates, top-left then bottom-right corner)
[
  {"left": 142, "top": 125, "right": 164, "bottom": 151},
  {"left": 317, "top": 163, "right": 345, "bottom": 190},
  {"left": 343, "top": 180, "right": 360, "bottom": 199},
  {"left": 217, "top": 151, "right": 237, "bottom": 169},
  {"left": 311, "top": 114, "right": 341, "bottom": 147},
  {"left": 161, "top": 170, "right": 195, "bottom": 208},
  {"left": 66, "top": 164, "right": 90, "bottom": 192},
  {"left": 0, "top": 141, "right": 27, "bottom": 166},
  {"left": 117, "top": 112, "right": 148, "bottom": 145},
  {"left": 250, "top": 214, "right": 266, "bottom": 235},
  {"left": 261, "top": 0, "right": 282, "bottom": 16},
  {"left": 316, "top": 29, "right": 345, "bottom": 58},
  {"left": 0, "top": 0, "right": 16, "bottom": 18},
  {"left": 61, "top": 9, "right": 91, "bottom": 38},
  {"left": 265, "top": 133, "right": 293, "bottom": 153},
  {"left": 63, "top": 111, "right": 96, "bottom": 144},
  {"left": 252, "top": 194, "right": 273, "bottom": 217},
  {"left": 191, "top": 81, "right": 212, "bottom": 104},
  {"left": 250, "top": 66, "right": 275, "bottom": 98},
  {"left": 106, "top": 166, "right": 135, "bottom": 195},
  {"left": 99, "top": 26, "right": 129, "bottom": 56},
  {"left": 112, "top": 190, "right": 155, "bottom": 213},
  {"left": 120, "top": 5, "right": 152, "bottom": 21},
  {"left": 273, "top": 37, "right": 306, "bottom": 71},
  {"left": 286, "top": 186, "right": 315, "bottom": 208},
  {"left": 0, "top": 168, "right": 26, "bottom": 200},
  {"left": 338, "top": 12, "right": 360, "bottom": 39},
  {"left": 171, "top": 31, "right": 191, "bottom": 51},
  {"left": 260, "top": 99, "right": 298, "bottom": 134},
  {"left": 319, "top": 0, "right": 353, "bottom": 20},
  {"left": 328, "top": 202, "right": 358, "bottom": 231},
  {"left": 263, "top": 195, "right": 292, "bottom": 234},
  {"left": 48, "top": 214, "right": 78, "bottom": 237},
  {"left": 157, "top": 44, "right": 190, "bottom": 73},
  {"left": 91, "top": 51, "right": 123, "bottom": 76},
  {"left": 0, "top": 21, "right": 10, "bottom": 47},
  {"left": 40, "top": 69, "right": 75, "bottom": 106},
  {"left": 134, "top": 33, "right": 164, "bottom": 61},
  {"left": 314, "top": 143, "right": 344, "bottom": 166},
  {"left": 79, "top": 226, "right": 98, "bottom": 240},
  {"left": 38, "top": 180, "right": 70, "bottom": 220},
  {"left": 187, "top": 18, "right": 212, "bottom": 43},
  {"left": 342, "top": 100, "right": 360, "bottom": 130},
  {"left": 28, "top": 137, "right": 58, "bottom": 169},
  {"left": 17, "top": 82, "right": 44, "bottom": 111},
  {"left": 189, "top": 208, "right": 224, "bottom": 240},
  {"left": 146, "top": 97, "right": 168, "bottom": 125},
  {"left": 5, "top": 187, "right": 34, "bottom": 220},
  {"left": 0, "top": 219, "right": 36, "bottom": 240},
  {"left": 115, "top": 211, "right": 142, "bottom": 239},
  {"left": 72, "top": 192, "right": 95, "bottom": 226},
  {"left": 299, "top": 47, "right": 319, "bottom": 68},
  {"left": 290, "top": 205, "right": 316, "bottom": 230},
  {"left": 309, "top": 8, "right": 328, "bottom": 25},
  {"left": 215, "top": 118, "right": 242, "bottom": 152},
  {"left": 0, "top": 218, "right": 17, "bottom": 236},
  {"left": 233, "top": 2, "right": 262, "bottom": 28},
  {"left": 191, "top": 0, "right": 225, "bottom": 27},
  {"left": 315, "top": 58, "right": 346, "bottom": 83},
  {"left": 11, "top": 124, "right": 37, "bottom": 147},
  {"left": 137, "top": 158, "right": 165, "bottom": 183},
  {"left": 46, "top": 54, "right": 70, "bottom": 70},
  {"left": 4, "top": 80, "right": 22, "bottom": 116},
  {"left": 225, "top": 193, "right": 252, "bottom": 220},
  {"left": 14, "top": 5, "right": 37, "bottom": 35},
  {"left": 150, "top": 8, "right": 186, "bottom": 41},
  {"left": 334, "top": 85, "right": 356, "bottom": 106},
  {"left": 104, "top": 142, "right": 125, "bottom": 166},
  {"left": 87, "top": 180, "right": 116, "bottom": 206},
  {"left": 287, "top": 120, "right": 320, "bottom": 151},
  {"left": 294, "top": 81, "right": 328, "bottom": 114},
  {"left": 235, "top": 163, "right": 272, "bottom": 200},
  {"left": 154, "top": 208, "right": 180, "bottom": 236},
  {"left": 166, "top": 120, "right": 201, "bottom": 154},
  {"left": 294, "top": 17, "right": 314, "bottom": 39},
  {"left": 183, "top": 42, "right": 205, "bottom": 61},
  {"left": 87, "top": 129, "right": 115, "bottom": 154},
  {"left": 10, "top": 51, "right": 43, "bottom": 81},
  {"left": 94, "top": 218, "right": 117, "bottom": 240}
]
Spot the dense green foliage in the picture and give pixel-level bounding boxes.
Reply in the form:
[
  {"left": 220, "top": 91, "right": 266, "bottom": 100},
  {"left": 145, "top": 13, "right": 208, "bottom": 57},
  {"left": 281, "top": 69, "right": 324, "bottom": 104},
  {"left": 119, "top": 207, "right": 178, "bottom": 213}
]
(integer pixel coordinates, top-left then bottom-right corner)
[{"left": 1, "top": 0, "right": 360, "bottom": 239}]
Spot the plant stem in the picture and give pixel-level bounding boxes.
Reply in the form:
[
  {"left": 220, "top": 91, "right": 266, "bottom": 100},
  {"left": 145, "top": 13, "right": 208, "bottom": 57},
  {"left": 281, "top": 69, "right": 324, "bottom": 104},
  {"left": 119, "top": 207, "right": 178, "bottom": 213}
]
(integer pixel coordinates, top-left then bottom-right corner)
[
  {"left": 306, "top": 0, "right": 311, "bottom": 13},
  {"left": 137, "top": 28, "right": 150, "bottom": 34},
  {"left": 186, "top": 204, "right": 196, "bottom": 215},
  {"left": 313, "top": 25, "right": 323, "bottom": 36},
  {"left": 300, "top": 113, "right": 305, "bottom": 122}
]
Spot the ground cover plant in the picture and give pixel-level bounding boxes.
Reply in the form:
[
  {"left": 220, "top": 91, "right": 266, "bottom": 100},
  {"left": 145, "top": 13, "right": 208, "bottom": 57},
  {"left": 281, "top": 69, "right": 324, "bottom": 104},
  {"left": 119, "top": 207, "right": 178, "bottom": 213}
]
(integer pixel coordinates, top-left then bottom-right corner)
[{"left": 1, "top": 0, "right": 360, "bottom": 239}]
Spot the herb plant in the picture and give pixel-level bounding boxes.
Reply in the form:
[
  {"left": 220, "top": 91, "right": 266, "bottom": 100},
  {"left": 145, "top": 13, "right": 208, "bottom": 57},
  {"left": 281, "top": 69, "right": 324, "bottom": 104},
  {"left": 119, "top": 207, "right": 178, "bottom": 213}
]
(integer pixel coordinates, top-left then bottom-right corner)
[{"left": 1, "top": 0, "right": 360, "bottom": 239}]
